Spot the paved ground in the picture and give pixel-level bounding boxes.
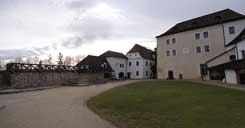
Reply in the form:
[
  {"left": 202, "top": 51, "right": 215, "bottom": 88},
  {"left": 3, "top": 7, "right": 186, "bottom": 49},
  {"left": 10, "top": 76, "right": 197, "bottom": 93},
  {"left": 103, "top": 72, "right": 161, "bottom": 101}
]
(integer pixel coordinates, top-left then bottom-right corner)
[
  {"left": 191, "top": 80, "right": 245, "bottom": 91},
  {"left": 0, "top": 80, "right": 140, "bottom": 128}
]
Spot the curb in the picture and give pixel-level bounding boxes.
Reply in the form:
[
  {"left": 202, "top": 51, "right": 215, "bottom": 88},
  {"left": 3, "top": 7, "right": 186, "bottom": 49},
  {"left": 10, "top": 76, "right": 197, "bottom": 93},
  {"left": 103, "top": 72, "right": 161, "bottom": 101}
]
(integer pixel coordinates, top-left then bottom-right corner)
[{"left": 0, "top": 86, "right": 60, "bottom": 95}]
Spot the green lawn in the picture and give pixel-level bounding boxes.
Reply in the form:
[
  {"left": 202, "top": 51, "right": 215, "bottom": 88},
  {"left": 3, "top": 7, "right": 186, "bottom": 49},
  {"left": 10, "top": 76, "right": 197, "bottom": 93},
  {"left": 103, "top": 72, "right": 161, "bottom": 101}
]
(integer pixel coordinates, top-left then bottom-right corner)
[{"left": 87, "top": 81, "right": 245, "bottom": 128}]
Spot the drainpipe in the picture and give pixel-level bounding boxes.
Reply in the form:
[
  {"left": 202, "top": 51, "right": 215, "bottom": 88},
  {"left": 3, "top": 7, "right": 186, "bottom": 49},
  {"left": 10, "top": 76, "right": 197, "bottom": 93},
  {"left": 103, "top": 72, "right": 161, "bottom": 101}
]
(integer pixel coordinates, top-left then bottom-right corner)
[{"left": 221, "top": 23, "right": 226, "bottom": 46}]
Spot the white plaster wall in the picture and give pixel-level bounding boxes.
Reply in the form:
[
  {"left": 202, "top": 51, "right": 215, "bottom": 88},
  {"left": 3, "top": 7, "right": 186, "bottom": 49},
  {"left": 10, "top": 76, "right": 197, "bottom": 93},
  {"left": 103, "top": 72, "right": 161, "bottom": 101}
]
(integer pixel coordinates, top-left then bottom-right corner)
[
  {"left": 157, "top": 24, "right": 226, "bottom": 79},
  {"left": 223, "top": 19, "right": 245, "bottom": 45},
  {"left": 225, "top": 69, "right": 238, "bottom": 84},
  {"left": 143, "top": 59, "right": 154, "bottom": 79},
  {"left": 106, "top": 57, "right": 127, "bottom": 79},
  {"left": 206, "top": 48, "right": 235, "bottom": 68},
  {"left": 126, "top": 52, "right": 144, "bottom": 79},
  {"left": 237, "top": 40, "right": 245, "bottom": 60}
]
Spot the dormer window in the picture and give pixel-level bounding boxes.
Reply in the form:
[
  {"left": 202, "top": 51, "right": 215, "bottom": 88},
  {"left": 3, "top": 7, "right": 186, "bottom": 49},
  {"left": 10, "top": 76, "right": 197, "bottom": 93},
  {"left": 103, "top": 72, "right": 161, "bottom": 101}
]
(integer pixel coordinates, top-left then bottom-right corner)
[
  {"left": 229, "top": 26, "right": 235, "bottom": 34},
  {"left": 215, "top": 16, "right": 222, "bottom": 22},
  {"left": 192, "top": 22, "right": 198, "bottom": 27}
]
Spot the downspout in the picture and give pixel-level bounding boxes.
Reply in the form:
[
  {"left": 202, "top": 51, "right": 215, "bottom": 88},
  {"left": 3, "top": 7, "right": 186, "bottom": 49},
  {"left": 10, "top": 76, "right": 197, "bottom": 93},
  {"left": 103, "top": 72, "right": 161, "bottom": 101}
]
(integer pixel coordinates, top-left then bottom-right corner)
[{"left": 221, "top": 23, "right": 226, "bottom": 46}]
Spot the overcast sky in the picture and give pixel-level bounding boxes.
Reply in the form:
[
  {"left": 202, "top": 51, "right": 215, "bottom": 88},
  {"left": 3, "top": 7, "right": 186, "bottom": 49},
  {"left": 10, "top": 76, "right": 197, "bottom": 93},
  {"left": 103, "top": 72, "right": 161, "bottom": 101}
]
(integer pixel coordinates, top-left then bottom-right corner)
[{"left": 0, "top": 0, "right": 244, "bottom": 60}]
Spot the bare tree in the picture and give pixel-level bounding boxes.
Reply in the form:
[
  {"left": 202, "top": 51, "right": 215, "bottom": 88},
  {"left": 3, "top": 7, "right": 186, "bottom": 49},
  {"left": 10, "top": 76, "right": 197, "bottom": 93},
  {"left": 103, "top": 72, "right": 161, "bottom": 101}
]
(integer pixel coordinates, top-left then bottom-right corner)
[
  {"left": 64, "top": 56, "right": 73, "bottom": 66},
  {"left": 0, "top": 60, "right": 3, "bottom": 70},
  {"left": 74, "top": 55, "right": 84, "bottom": 65},
  {"left": 15, "top": 57, "right": 23, "bottom": 63},
  {"left": 57, "top": 52, "right": 63, "bottom": 65},
  {"left": 33, "top": 56, "right": 39, "bottom": 64},
  {"left": 26, "top": 58, "right": 31, "bottom": 64},
  {"left": 48, "top": 54, "right": 52, "bottom": 64}
]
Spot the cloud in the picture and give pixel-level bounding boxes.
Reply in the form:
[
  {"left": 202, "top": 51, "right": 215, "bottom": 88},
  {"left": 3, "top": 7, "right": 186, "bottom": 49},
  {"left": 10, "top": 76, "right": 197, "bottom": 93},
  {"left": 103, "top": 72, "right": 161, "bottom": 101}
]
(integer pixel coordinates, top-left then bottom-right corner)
[
  {"left": 65, "top": 2, "right": 127, "bottom": 46},
  {"left": 65, "top": 0, "right": 97, "bottom": 10},
  {"left": 0, "top": 46, "right": 51, "bottom": 60},
  {"left": 62, "top": 36, "right": 84, "bottom": 48}
]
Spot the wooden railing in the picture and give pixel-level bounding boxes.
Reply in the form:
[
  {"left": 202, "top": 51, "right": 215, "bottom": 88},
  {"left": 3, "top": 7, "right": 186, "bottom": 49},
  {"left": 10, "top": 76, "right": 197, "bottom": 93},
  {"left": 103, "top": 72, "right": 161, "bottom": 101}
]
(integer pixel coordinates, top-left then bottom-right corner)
[{"left": 6, "top": 63, "right": 109, "bottom": 73}]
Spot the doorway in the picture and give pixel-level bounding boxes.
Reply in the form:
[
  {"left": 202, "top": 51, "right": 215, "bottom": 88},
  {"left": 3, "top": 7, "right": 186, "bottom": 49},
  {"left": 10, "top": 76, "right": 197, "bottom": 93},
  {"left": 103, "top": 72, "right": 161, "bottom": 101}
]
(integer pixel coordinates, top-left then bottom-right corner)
[
  {"left": 168, "top": 70, "right": 174, "bottom": 80},
  {"left": 240, "top": 73, "right": 245, "bottom": 84},
  {"left": 127, "top": 72, "right": 131, "bottom": 79},
  {"left": 119, "top": 72, "right": 124, "bottom": 79}
]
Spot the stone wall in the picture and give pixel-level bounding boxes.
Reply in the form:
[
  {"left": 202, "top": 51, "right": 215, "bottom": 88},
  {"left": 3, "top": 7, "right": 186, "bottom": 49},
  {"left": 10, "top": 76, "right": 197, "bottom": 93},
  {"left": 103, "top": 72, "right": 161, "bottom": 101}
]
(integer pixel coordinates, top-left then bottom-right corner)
[
  {"left": 7, "top": 72, "right": 105, "bottom": 89},
  {"left": 0, "top": 71, "right": 10, "bottom": 89}
]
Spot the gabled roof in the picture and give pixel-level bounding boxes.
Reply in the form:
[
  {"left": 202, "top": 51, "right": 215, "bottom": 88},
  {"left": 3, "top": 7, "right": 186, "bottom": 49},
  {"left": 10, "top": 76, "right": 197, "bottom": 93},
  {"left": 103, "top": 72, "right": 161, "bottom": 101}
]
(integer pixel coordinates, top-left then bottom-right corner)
[
  {"left": 76, "top": 55, "right": 112, "bottom": 72},
  {"left": 156, "top": 9, "right": 244, "bottom": 38},
  {"left": 205, "top": 47, "right": 235, "bottom": 64},
  {"left": 100, "top": 50, "right": 127, "bottom": 59},
  {"left": 226, "top": 28, "right": 245, "bottom": 47},
  {"left": 127, "top": 44, "right": 154, "bottom": 60}
]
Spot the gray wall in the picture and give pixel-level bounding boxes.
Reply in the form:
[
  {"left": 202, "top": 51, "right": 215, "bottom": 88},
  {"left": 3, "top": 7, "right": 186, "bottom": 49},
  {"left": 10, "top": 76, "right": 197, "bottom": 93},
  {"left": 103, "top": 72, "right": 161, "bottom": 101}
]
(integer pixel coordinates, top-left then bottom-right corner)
[
  {"left": 0, "top": 71, "right": 10, "bottom": 88},
  {"left": 1, "top": 72, "right": 105, "bottom": 89}
]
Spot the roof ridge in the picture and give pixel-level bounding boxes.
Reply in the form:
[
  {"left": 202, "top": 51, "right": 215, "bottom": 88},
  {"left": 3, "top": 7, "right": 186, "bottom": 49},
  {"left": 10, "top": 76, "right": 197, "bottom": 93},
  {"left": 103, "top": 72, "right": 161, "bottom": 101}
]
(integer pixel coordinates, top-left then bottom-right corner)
[
  {"left": 156, "top": 9, "right": 244, "bottom": 37},
  {"left": 178, "top": 9, "right": 238, "bottom": 24}
]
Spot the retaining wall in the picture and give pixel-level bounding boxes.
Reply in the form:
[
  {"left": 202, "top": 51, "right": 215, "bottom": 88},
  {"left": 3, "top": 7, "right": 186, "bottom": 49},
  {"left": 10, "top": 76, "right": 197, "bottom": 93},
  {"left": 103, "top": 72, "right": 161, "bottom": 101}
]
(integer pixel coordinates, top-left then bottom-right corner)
[{"left": 2, "top": 72, "right": 105, "bottom": 89}]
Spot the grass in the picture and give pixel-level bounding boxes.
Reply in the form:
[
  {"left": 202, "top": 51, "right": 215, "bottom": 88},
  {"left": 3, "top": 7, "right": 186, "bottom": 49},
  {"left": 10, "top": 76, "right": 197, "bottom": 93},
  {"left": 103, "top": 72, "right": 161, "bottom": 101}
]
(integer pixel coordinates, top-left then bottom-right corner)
[{"left": 87, "top": 80, "right": 245, "bottom": 128}]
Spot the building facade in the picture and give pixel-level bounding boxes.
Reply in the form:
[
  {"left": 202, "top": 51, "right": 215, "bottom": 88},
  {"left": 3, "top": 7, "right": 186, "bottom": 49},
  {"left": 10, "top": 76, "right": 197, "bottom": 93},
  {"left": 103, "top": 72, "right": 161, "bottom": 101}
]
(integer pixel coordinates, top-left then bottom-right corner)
[
  {"left": 157, "top": 9, "right": 245, "bottom": 80},
  {"left": 206, "top": 29, "right": 245, "bottom": 84},
  {"left": 100, "top": 51, "right": 127, "bottom": 79},
  {"left": 77, "top": 44, "right": 155, "bottom": 80},
  {"left": 126, "top": 44, "right": 155, "bottom": 79}
]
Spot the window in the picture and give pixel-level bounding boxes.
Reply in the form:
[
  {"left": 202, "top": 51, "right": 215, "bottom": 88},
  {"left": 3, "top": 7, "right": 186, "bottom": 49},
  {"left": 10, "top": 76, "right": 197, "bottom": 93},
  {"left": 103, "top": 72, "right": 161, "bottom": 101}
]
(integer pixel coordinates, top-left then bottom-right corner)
[
  {"left": 242, "top": 50, "right": 245, "bottom": 59},
  {"left": 172, "top": 50, "right": 176, "bottom": 56},
  {"left": 146, "top": 61, "right": 148, "bottom": 66},
  {"left": 204, "top": 45, "right": 210, "bottom": 52},
  {"left": 200, "top": 64, "right": 208, "bottom": 76},
  {"left": 172, "top": 38, "right": 176, "bottom": 44},
  {"left": 229, "top": 26, "right": 235, "bottom": 34},
  {"left": 136, "top": 71, "right": 139, "bottom": 76},
  {"left": 166, "top": 39, "right": 170, "bottom": 45},
  {"left": 136, "top": 61, "right": 139, "bottom": 66},
  {"left": 195, "top": 33, "right": 200, "bottom": 40},
  {"left": 128, "top": 62, "right": 131, "bottom": 66},
  {"left": 146, "top": 71, "right": 148, "bottom": 76},
  {"left": 230, "top": 55, "right": 236, "bottom": 61},
  {"left": 203, "top": 31, "right": 208, "bottom": 38},
  {"left": 122, "top": 64, "right": 124, "bottom": 68},
  {"left": 150, "top": 62, "right": 152, "bottom": 66},
  {"left": 195, "top": 46, "right": 201, "bottom": 53},
  {"left": 166, "top": 50, "right": 170, "bottom": 56}
]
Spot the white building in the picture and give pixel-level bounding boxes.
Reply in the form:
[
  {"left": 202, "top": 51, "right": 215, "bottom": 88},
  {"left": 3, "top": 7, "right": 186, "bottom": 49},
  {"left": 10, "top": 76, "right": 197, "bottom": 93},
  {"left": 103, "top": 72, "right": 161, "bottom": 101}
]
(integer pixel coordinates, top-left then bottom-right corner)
[
  {"left": 126, "top": 44, "right": 155, "bottom": 79},
  {"left": 77, "top": 44, "right": 156, "bottom": 80},
  {"left": 206, "top": 29, "right": 245, "bottom": 84},
  {"left": 156, "top": 9, "right": 245, "bottom": 80},
  {"left": 100, "top": 51, "right": 128, "bottom": 79}
]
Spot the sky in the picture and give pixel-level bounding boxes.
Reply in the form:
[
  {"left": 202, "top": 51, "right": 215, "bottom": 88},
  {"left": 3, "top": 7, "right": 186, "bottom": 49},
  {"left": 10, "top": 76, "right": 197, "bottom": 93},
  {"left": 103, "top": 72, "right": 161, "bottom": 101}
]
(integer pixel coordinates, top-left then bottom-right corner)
[{"left": 0, "top": 0, "right": 244, "bottom": 61}]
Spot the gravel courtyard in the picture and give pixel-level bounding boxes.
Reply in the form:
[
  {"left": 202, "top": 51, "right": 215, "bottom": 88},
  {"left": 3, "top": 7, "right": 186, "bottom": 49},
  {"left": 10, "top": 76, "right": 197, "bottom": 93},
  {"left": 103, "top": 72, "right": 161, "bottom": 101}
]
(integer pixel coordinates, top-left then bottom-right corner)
[{"left": 0, "top": 80, "right": 140, "bottom": 128}]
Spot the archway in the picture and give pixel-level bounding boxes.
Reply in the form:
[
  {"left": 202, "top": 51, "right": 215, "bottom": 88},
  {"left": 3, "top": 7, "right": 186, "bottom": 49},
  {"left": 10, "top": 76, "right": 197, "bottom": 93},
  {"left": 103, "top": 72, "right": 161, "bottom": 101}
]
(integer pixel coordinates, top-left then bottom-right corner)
[
  {"left": 168, "top": 70, "right": 174, "bottom": 80},
  {"left": 119, "top": 72, "right": 124, "bottom": 79}
]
